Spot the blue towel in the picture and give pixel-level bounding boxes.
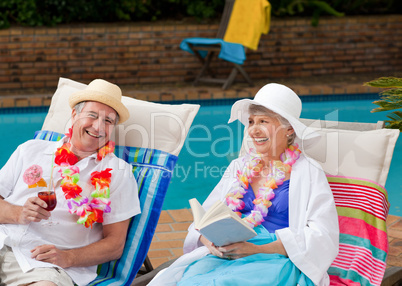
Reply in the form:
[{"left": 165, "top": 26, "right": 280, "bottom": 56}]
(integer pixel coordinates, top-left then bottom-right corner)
[{"left": 180, "top": 37, "right": 246, "bottom": 65}]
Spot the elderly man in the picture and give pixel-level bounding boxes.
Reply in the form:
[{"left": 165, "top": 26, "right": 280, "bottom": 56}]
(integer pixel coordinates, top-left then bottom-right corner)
[{"left": 0, "top": 79, "right": 140, "bottom": 286}]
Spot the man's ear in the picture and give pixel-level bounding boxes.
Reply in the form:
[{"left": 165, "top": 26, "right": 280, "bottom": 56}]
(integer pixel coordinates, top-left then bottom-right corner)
[{"left": 71, "top": 108, "right": 77, "bottom": 125}]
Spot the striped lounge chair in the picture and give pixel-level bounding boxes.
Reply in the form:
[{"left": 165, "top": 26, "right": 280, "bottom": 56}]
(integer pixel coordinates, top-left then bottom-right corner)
[{"left": 34, "top": 130, "right": 178, "bottom": 285}]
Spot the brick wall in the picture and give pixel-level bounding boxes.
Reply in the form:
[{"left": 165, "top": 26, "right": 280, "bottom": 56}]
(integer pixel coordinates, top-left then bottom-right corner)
[{"left": 0, "top": 15, "right": 401, "bottom": 92}]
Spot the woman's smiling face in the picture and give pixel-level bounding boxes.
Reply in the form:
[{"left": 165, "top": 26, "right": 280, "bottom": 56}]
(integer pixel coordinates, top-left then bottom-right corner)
[{"left": 247, "top": 114, "right": 290, "bottom": 160}]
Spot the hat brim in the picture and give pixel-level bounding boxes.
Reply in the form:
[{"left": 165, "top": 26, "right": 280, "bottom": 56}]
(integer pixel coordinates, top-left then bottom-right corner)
[
  {"left": 228, "top": 98, "right": 320, "bottom": 147},
  {"left": 69, "top": 90, "right": 130, "bottom": 123}
]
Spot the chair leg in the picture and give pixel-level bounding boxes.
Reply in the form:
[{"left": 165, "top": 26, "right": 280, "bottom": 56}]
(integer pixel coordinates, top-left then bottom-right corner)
[
  {"left": 194, "top": 51, "right": 215, "bottom": 86},
  {"left": 137, "top": 255, "right": 154, "bottom": 275},
  {"left": 222, "top": 67, "right": 238, "bottom": 90},
  {"left": 235, "top": 64, "right": 254, "bottom": 87}
]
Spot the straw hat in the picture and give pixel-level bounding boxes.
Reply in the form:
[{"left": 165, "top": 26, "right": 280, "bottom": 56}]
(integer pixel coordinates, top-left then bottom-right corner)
[
  {"left": 228, "top": 83, "right": 320, "bottom": 145},
  {"left": 69, "top": 79, "right": 130, "bottom": 123}
]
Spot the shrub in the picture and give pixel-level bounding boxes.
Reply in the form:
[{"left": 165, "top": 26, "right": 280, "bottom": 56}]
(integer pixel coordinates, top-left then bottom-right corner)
[{"left": 0, "top": 0, "right": 401, "bottom": 29}]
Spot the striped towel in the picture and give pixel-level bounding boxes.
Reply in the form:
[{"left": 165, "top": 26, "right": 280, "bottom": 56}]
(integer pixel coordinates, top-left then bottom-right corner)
[{"left": 327, "top": 176, "right": 389, "bottom": 286}]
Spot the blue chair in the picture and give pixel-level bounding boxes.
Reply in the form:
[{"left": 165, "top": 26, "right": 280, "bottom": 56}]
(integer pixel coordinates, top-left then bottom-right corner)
[{"left": 34, "top": 130, "right": 178, "bottom": 285}]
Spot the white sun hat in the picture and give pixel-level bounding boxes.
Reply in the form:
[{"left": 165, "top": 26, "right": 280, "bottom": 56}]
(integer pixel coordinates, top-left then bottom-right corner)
[
  {"left": 228, "top": 83, "right": 320, "bottom": 146},
  {"left": 69, "top": 79, "right": 130, "bottom": 123}
]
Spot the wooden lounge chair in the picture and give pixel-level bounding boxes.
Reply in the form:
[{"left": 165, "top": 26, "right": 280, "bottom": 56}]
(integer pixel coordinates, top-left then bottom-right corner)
[
  {"left": 180, "top": 0, "right": 254, "bottom": 90},
  {"left": 132, "top": 119, "right": 402, "bottom": 286}
]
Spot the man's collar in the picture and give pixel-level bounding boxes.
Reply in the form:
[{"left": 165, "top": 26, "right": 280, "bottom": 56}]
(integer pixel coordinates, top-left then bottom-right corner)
[{"left": 43, "top": 137, "right": 98, "bottom": 160}]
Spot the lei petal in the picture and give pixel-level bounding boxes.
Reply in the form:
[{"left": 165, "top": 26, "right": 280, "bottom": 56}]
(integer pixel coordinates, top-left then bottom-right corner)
[
  {"left": 61, "top": 182, "right": 83, "bottom": 199},
  {"left": 55, "top": 143, "right": 78, "bottom": 166},
  {"left": 97, "top": 141, "right": 115, "bottom": 161}
]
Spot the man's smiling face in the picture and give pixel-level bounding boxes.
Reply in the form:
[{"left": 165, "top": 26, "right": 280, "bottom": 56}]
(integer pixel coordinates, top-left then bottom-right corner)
[{"left": 70, "top": 101, "right": 117, "bottom": 155}]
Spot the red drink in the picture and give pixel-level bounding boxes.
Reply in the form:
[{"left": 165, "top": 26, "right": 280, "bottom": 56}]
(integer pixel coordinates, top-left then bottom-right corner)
[{"left": 38, "top": 192, "right": 57, "bottom": 211}]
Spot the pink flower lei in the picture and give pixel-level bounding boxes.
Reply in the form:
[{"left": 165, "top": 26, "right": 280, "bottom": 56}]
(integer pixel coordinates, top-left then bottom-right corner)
[{"left": 226, "top": 144, "right": 301, "bottom": 228}]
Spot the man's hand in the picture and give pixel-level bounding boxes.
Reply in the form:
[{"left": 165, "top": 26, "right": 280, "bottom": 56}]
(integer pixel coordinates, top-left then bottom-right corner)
[
  {"left": 31, "top": 244, "right": 71, "bottom": 268},
  {"left": 18, "top": 197, "right": 51, "bottom": 224}
]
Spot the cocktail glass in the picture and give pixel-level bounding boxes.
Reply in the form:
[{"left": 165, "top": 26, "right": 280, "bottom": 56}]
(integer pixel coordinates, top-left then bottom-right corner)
[{"left": 37, "top": 178, "right": 58, "bottom": 226}]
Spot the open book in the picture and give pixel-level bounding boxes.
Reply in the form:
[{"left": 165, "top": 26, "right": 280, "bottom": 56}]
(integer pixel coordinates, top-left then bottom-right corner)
[{"left": 189, "top": 198, "right": 257, "bottom": 247}]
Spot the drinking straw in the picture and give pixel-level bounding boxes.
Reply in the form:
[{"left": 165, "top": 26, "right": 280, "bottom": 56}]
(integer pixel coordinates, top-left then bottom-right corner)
[{"left": 49, "top": 152, "right": 55, "bottom": 193}]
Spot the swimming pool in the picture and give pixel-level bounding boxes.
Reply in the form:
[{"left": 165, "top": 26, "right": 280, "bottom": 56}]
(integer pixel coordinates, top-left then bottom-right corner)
[{"left": 0, "top": 95, "right": 401, "bottom": 215}]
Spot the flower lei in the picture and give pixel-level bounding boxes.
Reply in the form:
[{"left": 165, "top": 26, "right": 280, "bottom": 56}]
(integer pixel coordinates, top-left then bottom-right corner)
[
  {"left": 54, "top": 130, "right": 115, "bottom": 228},
  {"left": 226, "top": 144, "right": 301, "bottom": 228}
]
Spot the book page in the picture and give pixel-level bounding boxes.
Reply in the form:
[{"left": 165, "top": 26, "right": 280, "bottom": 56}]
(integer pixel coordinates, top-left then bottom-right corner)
[
  {"left": 199, "top": 200, "right": 230, "bottom": 228},
  {"left": 189, "top": 198, "right": 206, "bottom": 229}
]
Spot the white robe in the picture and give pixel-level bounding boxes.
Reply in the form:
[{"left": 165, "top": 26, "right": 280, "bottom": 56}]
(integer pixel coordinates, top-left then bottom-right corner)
[{"left": 150, "top": 154, "right": 339, "bottom": 286}]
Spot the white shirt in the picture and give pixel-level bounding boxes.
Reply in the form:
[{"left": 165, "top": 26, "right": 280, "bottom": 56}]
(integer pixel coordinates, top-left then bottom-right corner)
[
  {"left": 0, "top": 138, "right": 141, "bottom": 286},
  {"left": 150, "top": 154, "right": 339, "bottom": 286}
]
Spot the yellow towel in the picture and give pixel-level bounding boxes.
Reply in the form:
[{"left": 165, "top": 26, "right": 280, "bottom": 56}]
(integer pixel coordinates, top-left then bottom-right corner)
[{"left": 223, "top": 0, "right": 271, "bottom": 50}]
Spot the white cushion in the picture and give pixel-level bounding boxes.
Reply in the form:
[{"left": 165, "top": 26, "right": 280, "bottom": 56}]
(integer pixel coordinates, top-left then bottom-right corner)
[
  {"left": 239, "top": 120, "right": 399, "bottom": 187},
  {"left": 302, "top": 126, "right": 399, "bottom": 187},
  {"left": 42, "top": 78, "right": 200, "bottom": 156}
]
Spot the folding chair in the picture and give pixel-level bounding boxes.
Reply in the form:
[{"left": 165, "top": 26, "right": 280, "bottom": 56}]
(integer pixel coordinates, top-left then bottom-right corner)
[
  {"left": 180, "top": 0, "right": 270, "bottom": 90},
  {"left": 34, "top": 78, "right": 200, "bottom": 285},
  {"left": 132, "top": 119, "right": 402, "bottom": 286}
]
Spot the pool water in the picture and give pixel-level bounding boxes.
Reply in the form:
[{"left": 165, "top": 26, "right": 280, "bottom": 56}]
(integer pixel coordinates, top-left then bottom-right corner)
[{"left": 0, "top": 97, "right": 401, "bottom": 215}]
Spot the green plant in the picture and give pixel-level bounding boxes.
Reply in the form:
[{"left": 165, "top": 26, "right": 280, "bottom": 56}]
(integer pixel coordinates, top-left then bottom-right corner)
[
  {"left": 272, "top": 0, "right": 344, "bottom": 26},
  {"left": 365, "top": 77, "right": 402, "bottom": 131}
]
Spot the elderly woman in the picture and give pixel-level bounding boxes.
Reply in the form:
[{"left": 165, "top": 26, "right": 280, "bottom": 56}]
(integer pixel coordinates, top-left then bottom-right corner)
[{"left": 149, "top": 83, "right": 339, "bottom": 286}]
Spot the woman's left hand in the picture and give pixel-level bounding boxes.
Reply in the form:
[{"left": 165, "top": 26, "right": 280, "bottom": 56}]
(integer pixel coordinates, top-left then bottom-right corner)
[{"left": 217, "top": 241, "right": 260, "bottom": 260}]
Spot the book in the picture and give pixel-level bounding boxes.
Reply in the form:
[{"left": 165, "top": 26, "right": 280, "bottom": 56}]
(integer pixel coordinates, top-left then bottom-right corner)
[{"left": 189, "top": 198, "right": 257, "bottom": 247}]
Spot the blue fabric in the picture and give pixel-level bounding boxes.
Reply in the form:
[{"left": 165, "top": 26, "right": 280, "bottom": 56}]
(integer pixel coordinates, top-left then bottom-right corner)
[
  {"left": 180, "top": 37, "right": 246, "bottom": 65},
  {"left": 34, "top": 130, "right": 178, "bottom": 286},
  {"left": 178, "top": 226, "right": 314, "bottom": 286},
  {"left": 240, "top": 180, "right": 290, "bottom": 233}
]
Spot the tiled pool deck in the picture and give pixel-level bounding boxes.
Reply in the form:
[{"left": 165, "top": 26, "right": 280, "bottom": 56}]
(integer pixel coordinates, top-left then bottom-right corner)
[{"left": 0, "top": 74, "right": 401, "bottom": 273}]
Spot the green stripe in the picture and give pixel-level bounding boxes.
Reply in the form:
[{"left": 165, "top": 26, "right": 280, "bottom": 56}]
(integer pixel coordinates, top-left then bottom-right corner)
[
  {"left": 336, "top": 207, "right": 387, "bottom": 232},
  {"left": 328, "top": 267, "right": 373, "bottom": 286},
  {"left": 339, "top": 233, "right": 387, "bottom": 262}
]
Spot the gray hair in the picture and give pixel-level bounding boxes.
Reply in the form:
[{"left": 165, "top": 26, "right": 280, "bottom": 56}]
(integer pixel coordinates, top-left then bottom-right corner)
[
  {"left": 74, "top": 101, "right": 120, "bottom": 125},
  {"left": 248, "top": 104, "right": 296, "bottom": 146}
]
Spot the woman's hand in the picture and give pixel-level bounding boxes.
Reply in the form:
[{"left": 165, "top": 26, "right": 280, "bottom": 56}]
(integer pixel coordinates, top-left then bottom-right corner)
[
  {"left": 217, "top": 241, "right": 260, "bottom": 259},
  {"left": 199, "top": 235, "right": 224, "bottom": 257}
]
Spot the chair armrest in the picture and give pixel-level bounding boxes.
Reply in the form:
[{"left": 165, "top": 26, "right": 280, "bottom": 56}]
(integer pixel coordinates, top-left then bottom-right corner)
[
  {"left": 131, "top": 258, "right": 178, "bottom": 286},
  {"left": 381, "top": 267, "right": 402, "bottom": 286}
]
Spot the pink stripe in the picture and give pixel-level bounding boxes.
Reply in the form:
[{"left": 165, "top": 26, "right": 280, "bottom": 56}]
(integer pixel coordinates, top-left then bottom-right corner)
[
  {"left": 332, "top": 244, "right": 386, "bottom": 285},
  {"left": 330, "top": 183, "right": 388, "bottom": 212},
  {"left": 338, "top": 216, "right": 388, "bottom": 252},
  {"left": 331, "top": 183, "right": 387, "bottom": 204},
  {"left": 332, "top": 186, "right": 386, "bottom": 205},
  {"left": 329, "top": 275, "right": 362, "bottom": 286},
  {"left": 332, "top": 185, "right": 387, "bottom": 208},
  {"left": 333, "top": 251, "right": 384, "bottom": 275},
  {"left": 330, "top": 183, "right": 389, "bottom": 219}
]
